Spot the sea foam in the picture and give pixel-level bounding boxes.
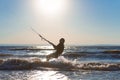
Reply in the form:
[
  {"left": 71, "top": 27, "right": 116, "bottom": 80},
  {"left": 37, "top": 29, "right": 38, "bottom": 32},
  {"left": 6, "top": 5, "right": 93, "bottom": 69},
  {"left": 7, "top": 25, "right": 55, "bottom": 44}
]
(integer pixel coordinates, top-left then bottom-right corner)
[{"left": 0, "top": 57, "right": 120, "bottom": 71}]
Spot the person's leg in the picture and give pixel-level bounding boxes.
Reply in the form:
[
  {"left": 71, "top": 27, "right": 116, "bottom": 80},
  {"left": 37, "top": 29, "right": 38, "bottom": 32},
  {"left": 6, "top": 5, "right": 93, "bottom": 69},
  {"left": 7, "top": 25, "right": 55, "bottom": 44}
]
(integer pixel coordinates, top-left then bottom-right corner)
[
  {"left": 46, "top": 53, "right": 56, "bottom": 61},
  {"left": 46, "top": 55, "right": 49, "bottom": 61}
]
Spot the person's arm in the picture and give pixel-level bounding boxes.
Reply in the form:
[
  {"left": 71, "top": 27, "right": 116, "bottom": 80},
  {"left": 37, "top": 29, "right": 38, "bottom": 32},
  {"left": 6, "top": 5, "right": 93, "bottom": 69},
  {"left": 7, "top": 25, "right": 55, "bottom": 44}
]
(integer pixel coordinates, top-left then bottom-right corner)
[
  {"left": 48, "top": 41, "right": 57, "bottom": 49},
  {"left": 39, "top": 35, "right": 57, "bottom": 49}
]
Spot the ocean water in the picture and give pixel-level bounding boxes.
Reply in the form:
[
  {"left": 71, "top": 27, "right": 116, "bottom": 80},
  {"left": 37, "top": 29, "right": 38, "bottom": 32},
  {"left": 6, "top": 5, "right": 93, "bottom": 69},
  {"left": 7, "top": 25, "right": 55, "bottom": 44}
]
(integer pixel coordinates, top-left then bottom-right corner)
[{"left": 0, "top": 45, "right": 120, "bottom": 80}]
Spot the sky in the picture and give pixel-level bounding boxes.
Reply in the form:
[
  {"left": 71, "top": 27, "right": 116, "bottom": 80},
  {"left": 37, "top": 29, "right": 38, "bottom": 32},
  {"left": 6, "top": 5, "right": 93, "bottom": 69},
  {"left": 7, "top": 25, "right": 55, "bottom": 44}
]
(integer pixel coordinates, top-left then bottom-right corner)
[{"left": 0, "top": 0, "right": 120, "bottom": 45}]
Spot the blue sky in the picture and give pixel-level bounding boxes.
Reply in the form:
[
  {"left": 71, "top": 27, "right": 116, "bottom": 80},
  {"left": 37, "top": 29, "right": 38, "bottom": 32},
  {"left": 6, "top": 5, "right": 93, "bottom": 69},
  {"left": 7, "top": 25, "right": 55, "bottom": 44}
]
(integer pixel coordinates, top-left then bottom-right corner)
[{"left": 0, "top": 0, "right": 120, "bottom": 45}]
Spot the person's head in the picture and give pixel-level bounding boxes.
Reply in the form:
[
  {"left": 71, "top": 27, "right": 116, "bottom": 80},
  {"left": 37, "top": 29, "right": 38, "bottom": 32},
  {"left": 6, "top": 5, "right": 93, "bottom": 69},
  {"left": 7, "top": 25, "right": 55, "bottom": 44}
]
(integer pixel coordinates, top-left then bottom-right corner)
[{"left": 59, "top": 38, "right": 65, "bottom": 43}]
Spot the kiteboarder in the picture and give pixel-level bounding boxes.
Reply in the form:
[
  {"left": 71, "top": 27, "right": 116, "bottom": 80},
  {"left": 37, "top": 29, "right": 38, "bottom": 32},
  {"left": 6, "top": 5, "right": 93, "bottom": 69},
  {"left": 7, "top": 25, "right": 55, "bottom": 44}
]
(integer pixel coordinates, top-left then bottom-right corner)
[
  {"left": 31, "top": 28, "right": 65, "bottom": 61},
  {"left": 46, "top": 38, "right": 65, "bottom": 61}
]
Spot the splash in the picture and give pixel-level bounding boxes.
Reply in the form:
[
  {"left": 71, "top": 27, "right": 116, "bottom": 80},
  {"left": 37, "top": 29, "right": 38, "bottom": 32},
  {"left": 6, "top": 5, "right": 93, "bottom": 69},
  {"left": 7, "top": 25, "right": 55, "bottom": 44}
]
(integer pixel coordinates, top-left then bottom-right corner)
[{"left": 0, "top": 57, "right": 120, "bottom": 71}]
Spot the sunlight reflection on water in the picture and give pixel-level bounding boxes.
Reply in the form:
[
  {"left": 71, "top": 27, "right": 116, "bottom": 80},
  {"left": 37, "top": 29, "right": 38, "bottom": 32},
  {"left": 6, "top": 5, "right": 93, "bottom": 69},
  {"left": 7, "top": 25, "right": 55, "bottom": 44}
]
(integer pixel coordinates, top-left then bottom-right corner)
[
  {"left": 28, "top": 71, "right": 70, "bottom": 80},
  {"left": 28, "top": 50, "right": 54, "bottom": 56},
  {"left": 36, "top": 45, "right": 53, "bottom": 49},
  {"left": 27, "top": 45, "right": 55, "bottom": 56},
  {"left": 0, "top": 70, "right": 120, "bottom": 80}
]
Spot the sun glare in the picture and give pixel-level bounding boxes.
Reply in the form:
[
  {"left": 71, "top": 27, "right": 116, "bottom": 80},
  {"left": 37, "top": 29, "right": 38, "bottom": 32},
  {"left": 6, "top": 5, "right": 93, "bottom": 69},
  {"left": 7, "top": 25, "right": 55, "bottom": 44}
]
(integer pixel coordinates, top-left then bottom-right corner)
[{"left": 32, "top": 0, "right": 69, "bottom": 17}]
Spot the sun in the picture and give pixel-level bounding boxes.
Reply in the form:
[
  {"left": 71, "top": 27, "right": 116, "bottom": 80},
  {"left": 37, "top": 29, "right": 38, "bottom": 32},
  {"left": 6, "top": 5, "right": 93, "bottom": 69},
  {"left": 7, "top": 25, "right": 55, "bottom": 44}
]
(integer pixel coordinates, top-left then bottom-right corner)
[{"left": 32, "top": 0, "right": 68, "bottom": 17}]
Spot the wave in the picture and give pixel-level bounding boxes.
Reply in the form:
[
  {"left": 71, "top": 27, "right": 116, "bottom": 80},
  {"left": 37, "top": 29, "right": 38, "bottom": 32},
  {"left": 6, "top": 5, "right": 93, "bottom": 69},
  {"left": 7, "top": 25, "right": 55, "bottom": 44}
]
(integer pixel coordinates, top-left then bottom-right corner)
[
  {"left": 9, "top": 48, "right": 54, "bottom": 51},
  {"left": 0, "top": 57, "right": 120, "bottom": 71},
  {"left": 0, "top": 59, "right": 3, "bottom": 64},
  {"left": 63, "top": 53, "right": 88, "bottom": 57},
  {"left": 63, "top": 52, "right": 120, "bottom": 59},
  {"left": 103, "top": 50, "right": 120, "bottom": 54},
  {"left": 1, "top": 52, "right": 120, "bottom": 60},
  {"left": 0, "top": 53, "right": 13, "bottom": 57}
]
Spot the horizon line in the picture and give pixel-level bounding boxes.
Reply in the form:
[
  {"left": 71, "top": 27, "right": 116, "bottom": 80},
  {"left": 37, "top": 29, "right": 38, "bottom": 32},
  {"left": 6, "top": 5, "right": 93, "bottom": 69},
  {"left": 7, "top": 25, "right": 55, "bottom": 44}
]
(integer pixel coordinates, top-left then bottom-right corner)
[{"left": 0, "top": 43, "right": 120, "bottom": 46}]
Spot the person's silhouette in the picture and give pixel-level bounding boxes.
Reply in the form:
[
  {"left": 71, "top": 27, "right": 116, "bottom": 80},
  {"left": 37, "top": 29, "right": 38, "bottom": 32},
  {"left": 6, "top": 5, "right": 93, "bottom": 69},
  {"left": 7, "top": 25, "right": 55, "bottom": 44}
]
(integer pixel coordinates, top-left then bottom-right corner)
[
  {"left": 31, "top": 28, "right": 65, "bottom": 61},
  {"left": 46, "top": 38, "right": 65, "bottom": 61}
]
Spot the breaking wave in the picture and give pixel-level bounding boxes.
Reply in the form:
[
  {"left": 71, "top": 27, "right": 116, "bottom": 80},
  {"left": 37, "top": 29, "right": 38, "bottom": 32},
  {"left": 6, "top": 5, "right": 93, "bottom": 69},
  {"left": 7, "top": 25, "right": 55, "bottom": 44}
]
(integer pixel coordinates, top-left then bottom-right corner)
[
  {"left": 0, "top": 53, "right": 13, "bottom": 57},
  {"left": 0, "top": 57, "right": 120, "bottom": 71}
]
